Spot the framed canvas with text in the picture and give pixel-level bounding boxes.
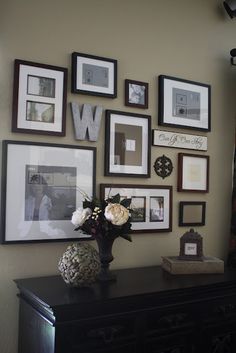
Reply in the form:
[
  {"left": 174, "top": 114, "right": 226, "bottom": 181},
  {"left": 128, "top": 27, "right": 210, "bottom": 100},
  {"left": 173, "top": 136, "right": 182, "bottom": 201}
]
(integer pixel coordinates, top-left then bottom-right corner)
[
  {"left": 178, "top": 153, "right": 209, "bottom": 192},
  {"left": 100, "top": 184, "right": 172, "bottom": 233},
  {"left": 12, "top": 59, "right": 68, "bottom": 136},
  {"left": 158, "top": 75, "right": 211, "bottom": 132},
  {"left": 71, "top": 52, "right": 117, "bottom": 98},
  {"left": 1, "top": 140, "right": 96, "bottom": 244},
  {"left": 125, "top": 79, "right": 148, "bottom": 109},
  {"left": 179, "top": 201, "right": 206, "bottom": 226},
  {"left": 105, "top": 110, "right": 151, "bottom": 177}
]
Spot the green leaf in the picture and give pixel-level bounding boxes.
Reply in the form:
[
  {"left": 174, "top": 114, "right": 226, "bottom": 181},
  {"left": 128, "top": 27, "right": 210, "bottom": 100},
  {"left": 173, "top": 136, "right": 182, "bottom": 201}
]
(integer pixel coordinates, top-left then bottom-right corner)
[
  {"left": 120, "top": 233, "right": 132, "bottom": 242},
  {"left": 120, "top": 198, "right": 131, "bottom": 208},
  {"left": 110, "top": 193, "right": 120, "bottom": 204}
]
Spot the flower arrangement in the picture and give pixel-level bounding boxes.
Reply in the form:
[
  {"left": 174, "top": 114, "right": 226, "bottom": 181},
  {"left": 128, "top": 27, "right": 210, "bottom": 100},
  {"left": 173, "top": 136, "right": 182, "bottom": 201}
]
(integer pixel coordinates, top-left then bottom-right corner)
[{"left": 71, "top": 193, "right": 132, "bottom": 242}]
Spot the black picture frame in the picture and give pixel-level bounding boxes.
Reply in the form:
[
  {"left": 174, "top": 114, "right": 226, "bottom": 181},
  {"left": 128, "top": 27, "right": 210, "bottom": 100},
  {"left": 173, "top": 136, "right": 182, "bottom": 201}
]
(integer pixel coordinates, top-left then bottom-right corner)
[
  {"left": 1, "top": 140, "right": 96, "bottom": 244},
  {"left": 12, "top": 59, "right": 68, "bottom": 136},
  {"left": 179, "top": 201, "right": 206, "bottom": 226},
  {"left": 158, "top": 75, "right": 211, "bottom": 132},
  {"left": 104, "top": 110, "right": 151, "bottom": 178},
  {"left": 71, "top": 52, "right": 117, "bottom": 98},
  {"left": 125, "top": 79, "right": 148, "bottom": 109}
]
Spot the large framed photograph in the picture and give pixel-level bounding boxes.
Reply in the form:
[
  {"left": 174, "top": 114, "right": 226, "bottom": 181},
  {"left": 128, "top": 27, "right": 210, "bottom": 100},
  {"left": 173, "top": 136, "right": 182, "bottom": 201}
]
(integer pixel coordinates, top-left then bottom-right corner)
[
  {"left": 178, "top": 153, "right": 209, "bottom": 192},
  {"left": 12, "top": 59, "right": 67, "bottom": 136},
  {"left": 179, "top": 201, "right": 206, "bottom": 226},
  {"left": 71, "top": 52, "right": 117, "bottom": 98},
  {"left": 158, "top": 75, "right": 211, "bottom": 131},
  {"left": 105, "top": 110, "right": 151, "bottom": 177},
  {"left": 100, "top": 184, "right": 172, "bottom": 233},
  {"left": 125, "top": 79, "right": 148, "bottom": 109},
  {"left": 1, "top": 141, "right": 96, "bottom": 244}
]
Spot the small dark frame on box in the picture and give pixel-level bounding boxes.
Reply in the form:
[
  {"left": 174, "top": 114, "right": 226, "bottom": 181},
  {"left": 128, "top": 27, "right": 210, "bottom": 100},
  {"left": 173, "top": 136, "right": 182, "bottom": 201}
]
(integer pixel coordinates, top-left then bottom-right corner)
[
  {"left": 125, "top": 79, "right": 148, "bottom": 109},
  {"left": 179, "top": 201, "right": 206, "bottom": 227},
  {"left": 179, "top": 228, "right": 203, "bottom": 261}
]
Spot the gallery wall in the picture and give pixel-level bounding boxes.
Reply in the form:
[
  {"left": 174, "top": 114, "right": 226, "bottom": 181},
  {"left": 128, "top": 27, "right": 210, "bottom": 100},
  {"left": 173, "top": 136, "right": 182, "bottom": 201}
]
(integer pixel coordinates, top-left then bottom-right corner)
[{"left": 1, "top": 0, "right": 236, "bottom": 352}]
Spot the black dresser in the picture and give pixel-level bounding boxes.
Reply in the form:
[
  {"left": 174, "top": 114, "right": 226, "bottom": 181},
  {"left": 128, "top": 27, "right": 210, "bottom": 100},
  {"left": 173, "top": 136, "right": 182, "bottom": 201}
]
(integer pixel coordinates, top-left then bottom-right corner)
[{"left": 15, "top": 266, "right": 236, "bottom": 353}]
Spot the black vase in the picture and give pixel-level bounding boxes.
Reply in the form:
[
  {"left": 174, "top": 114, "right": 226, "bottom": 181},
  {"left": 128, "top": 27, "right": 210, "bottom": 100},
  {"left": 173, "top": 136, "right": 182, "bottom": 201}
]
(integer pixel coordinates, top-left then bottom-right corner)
[{"left": 95, "top": 235, "right": 117, "bottom": 282}]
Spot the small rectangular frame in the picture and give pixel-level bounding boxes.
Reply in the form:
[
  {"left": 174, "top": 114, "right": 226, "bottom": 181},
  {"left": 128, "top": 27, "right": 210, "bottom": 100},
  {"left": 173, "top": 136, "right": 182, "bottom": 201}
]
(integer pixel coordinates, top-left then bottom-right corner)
[
  {"left": 179, "top": 201, "right": 206, "bottom": 226},
  {"left": 178, "top": 153, "right": 209, "bottom": 192},
  {"left": 125, "top": 79, "right": 148, "bottom": 109},
  {"left": 100, "top": 184, "right": 172, "bottom": 233},
  {"left": 1, "top": 140, "right": 96, "bottom": 244},
  {"left": 105, "top": 110, "right": 151, "bottom": 177},
  {"left": 158, "top": 75, "right": 211, "bottom": 132},
  {"left": 12, "top": 59, "right": 68, "bottom": 136},
  {"left": 71, "top": 52, "right": 117, "bottom": 98}
]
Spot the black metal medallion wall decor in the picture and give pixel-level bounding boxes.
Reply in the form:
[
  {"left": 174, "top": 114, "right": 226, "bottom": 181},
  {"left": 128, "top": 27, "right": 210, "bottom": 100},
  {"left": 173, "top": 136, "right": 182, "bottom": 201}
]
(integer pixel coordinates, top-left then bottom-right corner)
[{"left": 154, "top": 155, "right": 173, "bottom": 179}]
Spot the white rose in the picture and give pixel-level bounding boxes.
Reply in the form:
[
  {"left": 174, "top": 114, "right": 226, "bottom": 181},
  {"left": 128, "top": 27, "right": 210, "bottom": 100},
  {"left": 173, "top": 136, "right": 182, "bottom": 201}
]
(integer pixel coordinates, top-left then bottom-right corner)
[
  {"left": 71, "top": 208, "right": 92, "bottom": 227},
  {"left": 104, "top": 203, "right": 129, "bottom": 226}
]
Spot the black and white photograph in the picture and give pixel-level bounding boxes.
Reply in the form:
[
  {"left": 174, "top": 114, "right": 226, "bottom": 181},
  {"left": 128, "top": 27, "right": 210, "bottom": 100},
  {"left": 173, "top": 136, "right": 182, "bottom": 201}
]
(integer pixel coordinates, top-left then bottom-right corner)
[
  {"left": 72, "top": 52, "right": 117, "bottom": 98},
  {"left": 12, "top": 59, "right": 67, "bottom": 136},
  {"left": 130, "top": 196, "right": 146, "bottom": 222},
  {"left": 1, "top": 140, "right": 96, "bottom": 244},
  {"left": 150, "top": 196, "right": 164, "bottom": 222},
  {"left": 158, "top": 75, "right": 211, "bottom": 131},
  {"left": 125, "top": 79, "right": 148, "bottom": 109},
  {"left": 100, "top": 184, "right": 172, "bottom": 233},
  {"left": 105, "top": 110, "right": 151, "bottom": 177}
]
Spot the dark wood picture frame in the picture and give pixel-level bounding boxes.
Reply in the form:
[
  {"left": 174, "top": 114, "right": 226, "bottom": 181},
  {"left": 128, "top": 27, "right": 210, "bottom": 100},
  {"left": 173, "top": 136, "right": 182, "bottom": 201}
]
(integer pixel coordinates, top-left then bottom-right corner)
[
  {"left": 179, "top": 201, "right": 206, "bottom": 226},
  {"left": 1, "top": 140, "right": 96, "bottom": 244},
  {"left": 71, "top": 52, "right": 117, "bottom": 98},
  {"left": 158, "top": 75, "right": 211, "bottom": 132},
  {"left": 178, "top": 153, "right": 209, "bottom": 192},
  {"left": 12, "top": 59, "right": 68, "bottom": 136},
  {"left": 125, "top": 79, "right": 148, "bottom": 109},
  {"left": 100, "top": 183, "right": 172, "bottom": 233},
  {"left": 104, "top": 110, "right": 151, "bottom": 178}
]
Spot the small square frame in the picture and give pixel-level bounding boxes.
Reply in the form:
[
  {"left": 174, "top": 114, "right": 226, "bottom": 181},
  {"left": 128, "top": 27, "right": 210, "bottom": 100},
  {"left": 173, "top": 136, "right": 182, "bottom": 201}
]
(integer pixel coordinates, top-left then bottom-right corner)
[
  {"left": 125, "top": 79, "right": 148, "bottom": 109},
  {"left": 71, "top": 52, "right": 117, "bottom": 98},
  {"left": 12, "top": 59, "right": 68, "bottom": 136},
  {"left": 158, "top": 75, "right": 211, "bottom": 132},
  {"left": 179, "top": 201, "right": 206, "bottom": 226},
  {"left": 178, "top": 153, "right": 209, "bottom": 192}
]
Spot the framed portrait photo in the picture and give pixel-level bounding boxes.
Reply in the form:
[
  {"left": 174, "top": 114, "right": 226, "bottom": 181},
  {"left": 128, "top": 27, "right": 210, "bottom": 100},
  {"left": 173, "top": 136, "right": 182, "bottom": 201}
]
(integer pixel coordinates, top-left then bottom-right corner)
[
  {"left": 178, "top": 153, "right": 209, "bottom": 192},
  {"left": 158, "top": 75, "right": 211, "bottom": 131},
  {"left": 1, "top": 140, "right": 96, "bottom": 244},
  {"left": 125, "top": 79, "right": 148, "bottom": 109},
  {"left": 12, "top": 59, "right": 67, "bottom": 136},
  {"left": 104, "top": 110, "right": 151, "bottom": 177},
  {"left": 100, "top": 184, "right": 172, "bottom": 233},
  {"left": 71, "top": 52, "right": 117, "bottom": 98},
  {"left": 179, "top": 201, "right": 206, "bottom": 226}
]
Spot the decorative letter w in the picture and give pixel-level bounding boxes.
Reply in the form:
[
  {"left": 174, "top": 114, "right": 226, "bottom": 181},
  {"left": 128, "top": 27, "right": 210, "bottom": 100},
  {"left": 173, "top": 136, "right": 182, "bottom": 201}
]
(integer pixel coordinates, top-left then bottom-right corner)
[{"left": 70, "top": 102, "right": 103, "bottom": 141}]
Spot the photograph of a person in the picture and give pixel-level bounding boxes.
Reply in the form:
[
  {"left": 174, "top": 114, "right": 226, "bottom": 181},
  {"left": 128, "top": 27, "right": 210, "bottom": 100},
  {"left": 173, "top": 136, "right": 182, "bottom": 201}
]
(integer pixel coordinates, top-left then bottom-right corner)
[
  {"left": 26, "top": 101, "right": 55, "bottom": 123},
  {"left": 125, "top": 79, "right": 148, "bottom": 109},
  {"left": 130, "top": 196, "right": 146, "bottom": 222},
  {"left": 25, "top": 165, "right": 76, "bottom": 221},
  {"left": 27, "top": 75, "right": 55, "bottom": 97},
  {"left": 150, "top": 196, "right": 164, "bottom": 222}
]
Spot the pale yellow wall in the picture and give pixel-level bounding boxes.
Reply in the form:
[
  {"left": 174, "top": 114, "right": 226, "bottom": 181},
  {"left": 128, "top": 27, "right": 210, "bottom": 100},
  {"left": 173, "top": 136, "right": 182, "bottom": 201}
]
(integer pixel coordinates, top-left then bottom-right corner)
[{"left": 1, "top": 0, "right": 236, "bottom": 352}]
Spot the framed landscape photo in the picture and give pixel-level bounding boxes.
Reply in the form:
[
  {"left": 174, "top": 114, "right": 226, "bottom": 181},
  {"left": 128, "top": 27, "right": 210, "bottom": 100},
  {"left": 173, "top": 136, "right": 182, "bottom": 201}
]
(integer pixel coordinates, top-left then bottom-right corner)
[
  {"left": 105, "top": 110, "right": 151, "bottom": 177},
  {"left": 178, "top": 153, "right": 209, "bottom": 192},
  {"left": 12, "top": 59, "right": 67, "bottom": 136},
  {"left": 158, "top": 75, "right": 211, "bottom": 131},
  {"left": 71, "top": 52, "right": 117, "bottom": 98},
  {"left": 1, "top": 140, "right": 96, "bottom": 244},
  {"left": 100, "top": 184, "right": 172, "bottom": 233},
  {"left": 179, "top": 201, "right": 206, "bottom": 226},
  {"left": 125, "top": 79, "right": 148, "bottom": 109}
]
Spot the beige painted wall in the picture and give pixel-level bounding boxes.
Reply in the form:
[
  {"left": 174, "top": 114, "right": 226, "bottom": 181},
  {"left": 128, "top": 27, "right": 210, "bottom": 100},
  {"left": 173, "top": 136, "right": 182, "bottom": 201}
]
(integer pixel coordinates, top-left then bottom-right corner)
[{"left": 1, "top": 0, "right": 236, "bottom": 352}]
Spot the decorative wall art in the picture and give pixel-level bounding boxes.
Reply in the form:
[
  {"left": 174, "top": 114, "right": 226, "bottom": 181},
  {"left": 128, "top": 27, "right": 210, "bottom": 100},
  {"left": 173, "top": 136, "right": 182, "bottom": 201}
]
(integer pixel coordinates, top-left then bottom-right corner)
[
  {"left": 71, "top": 52, "right": 117, "bottom": 98},
  {"left": 152, "top": 129, "right": 208, "bottom": 151},
  {"left": 179, "top": 201, "right": 206, "bottom": 226},
  {"left": 125, "top": 79, "right": 148, "bottom": 109},
  {"left": 70, "top": 102, "right": 103, "bottom": 141},
  {"left": 178, "top": 153, "right": 209, "bottom": 192},
  {"left": 153, "top": 155, "right": 173, "bottom": 179},
  {"left": 12, "top": 59, "right": 67, "bottom": 136},
  {"left": 158, "top": 75, "right": 211, "bottom": 132},
  {"left": 100, "top": 184, "right": 172, "bottom": 233},
  {"left": 1, "top": 140, "right": 96, "bottom": 244},
  {"left": 104, "top": 110, "right": 151, "bottom": 177}
]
